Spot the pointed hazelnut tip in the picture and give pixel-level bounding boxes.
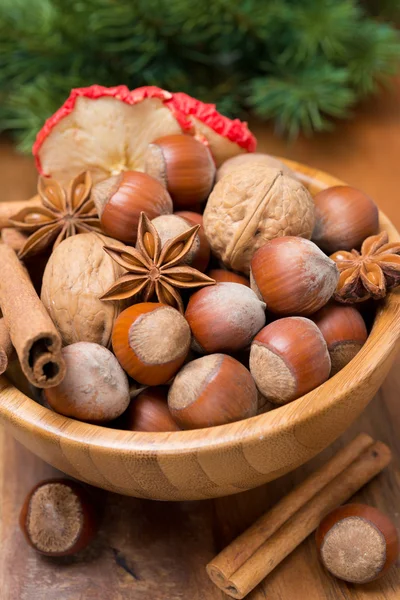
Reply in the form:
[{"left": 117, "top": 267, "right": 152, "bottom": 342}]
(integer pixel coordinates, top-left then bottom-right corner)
[
  {"left": 144, "top": 143, "right": 167, "bottom": 188},
  {"left": 91, "top": 174, "right": 122, "bottom": 218}
]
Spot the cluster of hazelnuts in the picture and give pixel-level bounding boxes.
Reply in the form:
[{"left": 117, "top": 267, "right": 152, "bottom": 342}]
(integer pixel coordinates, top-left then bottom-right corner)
[{"left": 41, "top": 136, "right": 381, "bottom": 433}]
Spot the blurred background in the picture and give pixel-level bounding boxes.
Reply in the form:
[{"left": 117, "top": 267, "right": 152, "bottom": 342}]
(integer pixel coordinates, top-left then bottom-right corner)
[
  {"left": 1, "top": 0, "right": 400, "bottom": 223},
  {"left": 1, "top": 0, "right": 400, "bottom": 147}
]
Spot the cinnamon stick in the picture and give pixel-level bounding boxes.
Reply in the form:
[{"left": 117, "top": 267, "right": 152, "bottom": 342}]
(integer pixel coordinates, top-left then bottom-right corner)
[
  {"left": 0, "top": 195, "right": 41, "bottom": 230},
  {"left": 0, "top": 318, "right": 13, "bottom": 375},
  {"left": 1, "top": 228, "right": 28, "bottom": 253},
  {"left": 207, "top": 439, "right": 391, "bottom": 599},
  {"left": 0, "top": 244, "right": 65, "bottom": 387}
]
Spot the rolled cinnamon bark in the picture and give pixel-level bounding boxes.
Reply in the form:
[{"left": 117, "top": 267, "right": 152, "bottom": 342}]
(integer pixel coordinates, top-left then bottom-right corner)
[
  {"left": 0, "top": 195, "right": 41, "bottom": 231},
  {"left": 207, "top": 439, "right": 391, "bottom": 598},
  {"left": 0, "top": 318, "right": 13, "bottom": 375},
  {"left": 1, "top": 228, "right": 29, "bottom": 253},
  {"left": 0, "top": 244, "right": 65, "bottom": 387}
]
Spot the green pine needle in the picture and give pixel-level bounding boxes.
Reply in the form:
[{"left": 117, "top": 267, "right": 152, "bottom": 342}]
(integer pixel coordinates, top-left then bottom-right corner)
[{"left": 0, "top": 0, "right": 399, "bottom": 151}]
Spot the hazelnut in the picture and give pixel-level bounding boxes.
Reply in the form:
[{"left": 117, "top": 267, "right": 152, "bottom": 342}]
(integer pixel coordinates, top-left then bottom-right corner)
[
  {"left": 316, "top": 504, "right": 399, "bottom": 583},
  {"left": 168, "top": 354, "right": 258, "bottom": 429},
  {"left": 207, "top": 269, "right": 250, "bottom": 286},
  {"left": 20, "top": 479, "right": 97, "bottom": 556},
  {"left": 185, "top": 283, "right": 266, "bottom": 354},
  {"left": 311, "top": 303, "right": 368, "bottom": 375},
  {"left": 144, "top": 134, "right": 215, "bottom": 208},
  {"left": 112, "top": 303, "right": 191, "bottom": 385},
  {"left": 44, "top": 342, "right": 130, "bottom": 422},
  {"left": 312, "top": 186, "right": 379, "bottom": 253},
  {"left": 41, "top": 233, "right": 126, "bottom": 347},
  {"left": 203, "top": 166, "right": 315, "bottom": 274},
  {"left": 92, "top": 171, "right": 173, "bottom": 243},
  {"left": 250, "top": 237, "right": 339, "bottom": 316},
  {"left": 174, "top": 210, "right": 204, "bottom": 226},
  {"left": 249, "top": 317, "right": 331, "bottom": 404},
  {"left": 151, "top": 213, "right": 210, "bottom": 272},
  {"left": 216, "top": 153, "right": 296, "bottom": 182},
  {"left": 125, "top": 386, "right": 180, "bottom": 432}
]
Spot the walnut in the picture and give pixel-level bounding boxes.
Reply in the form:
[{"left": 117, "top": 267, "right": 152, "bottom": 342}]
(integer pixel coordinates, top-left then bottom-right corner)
[
  {"left": 203, "top": 166, "right": 315, "bottom": 274},
  {"left": 216, "top": 153, "right": 296, "bottom": 182},
  {"left": 41, "top": 233, "right": 125, "bottom": 347}
]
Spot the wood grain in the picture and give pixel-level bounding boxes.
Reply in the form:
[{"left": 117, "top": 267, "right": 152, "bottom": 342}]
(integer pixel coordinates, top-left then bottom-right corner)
[{"left": 1, "top": 75, "right": 400, "bottom": 597}]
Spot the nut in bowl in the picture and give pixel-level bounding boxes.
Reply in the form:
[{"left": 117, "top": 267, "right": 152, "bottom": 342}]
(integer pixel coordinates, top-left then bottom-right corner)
[{"left": 0, "top": 132, "right": 400, "bottom": 500}]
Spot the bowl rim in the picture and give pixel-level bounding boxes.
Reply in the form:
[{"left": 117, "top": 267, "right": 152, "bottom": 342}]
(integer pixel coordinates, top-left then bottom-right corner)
[{"left": 1, "top": 160, "right": 400, "bottom": 457}]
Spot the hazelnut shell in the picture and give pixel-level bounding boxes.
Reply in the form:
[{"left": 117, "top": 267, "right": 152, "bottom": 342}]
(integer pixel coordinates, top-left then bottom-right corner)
[
  {"left": 316, "top": 503, "right": 399, "bottom": 583},
  {"left": 144, "top": 134, "right": 216, "bottom": 208},
  {"left": 185, "top": 283, "right": 266, "bottom": 354},
  {"left": 112, "top": 303, "right": 191, "bottom": 385},
  {"left": 249, "top": 317, "right": 331, "bottom": 404},
  {"left": 168, "top": 354, "right": 258, "bottom": 429},
  {"left": 44, "top": 342, "right": 130, "bottom": 422},
  {"left": 92, "top": 170, "right": 173, "bottom": 243},
  {"left": 312, "top": 186, "right": 379, "bottom": 253},
  {"left": 125, "top": 386, "right": 180, "bottom": 432},
  {"left": 250, "top": 237, "right": 339, "bottom": 316},
  {"left": 20, "top": 478, "right": 97, "bottom": 556},
  {"left": 311, "top": 303, "right": 368, "bottom": 375}
]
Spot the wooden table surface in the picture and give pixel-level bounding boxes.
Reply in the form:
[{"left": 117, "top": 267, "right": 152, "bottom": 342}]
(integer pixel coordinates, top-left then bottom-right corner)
[{"left": 1, "top": 79, "right": 400, "bottom": 599}]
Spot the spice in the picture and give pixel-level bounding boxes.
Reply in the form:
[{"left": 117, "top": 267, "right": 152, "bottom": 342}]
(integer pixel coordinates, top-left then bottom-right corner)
[
  {"left": 0, "top": 244, "right": 65, "bottom": 387},
  {"left": 0, "top": 318, "right": 13, "bottom": 375},
  {"left": 332, "top": 231, "right": 400, "bottom": 303},
  {"left": 101, "top": 212, "right": 215, "bottom": 313},
  {"left": 9, "top": 171, "right": 101, "bottom": 259},
  {"left": 207, "top": 435, "right": 391, "bottom": 599}
]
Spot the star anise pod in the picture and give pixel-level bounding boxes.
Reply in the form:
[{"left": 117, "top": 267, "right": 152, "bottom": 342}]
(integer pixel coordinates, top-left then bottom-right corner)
[
  {"left": 9, "top": 171, "right": 102, "bottom": 259},
  {"left": 331, "top": 231, "right": 400, "bottom": 303},
  {"left": 100, "top": 212, "right": 215, "bottom": 312}
]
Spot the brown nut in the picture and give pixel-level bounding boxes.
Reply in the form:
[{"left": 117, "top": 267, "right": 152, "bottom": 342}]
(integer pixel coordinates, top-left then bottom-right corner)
[
  {"left": 316, "top": 504, "right": 399, "bottom": 584},
  {"left": 250, "top": 237, "right": 339, "bottom": 316},
  {"left": 144, "top": 134, "right": 215, "bottom": 208},
  {"left": 20, "top": 479, "right": 98, "bottom": 556},
  {"left": 41, "top": 233, "right": 126, "bottom": 347},
  {"left": 207, "top": 268, "right": 250, "bottom": 286},
  {"left": 174, "top": 210, "right": 204, "bottom": 226},
  {"left": 92, "top": 171, "right": 173, "bottom": 243},
  {"left": 125, "top": 386, "right": 180, "bottom": 432},
  {"left": 311, "top": 303, "right": 368, "bottom": 375},
  {"left": 44, "top": 342, "right": 130, "bottom": 422},
  {"left": 112, "top": 303, "right": 191, "bottom": 385},
  {"left": 151, "top": 213, "right": 210, "bottom": 272},
  {"left": 216, "top": 153, "right": 296, "bottom": 182},
  {"left": 312, "top": 186, "right": 379, "bottom": 253},
  {"left": 203, "top": 166, "right": 315, "bottom": 274},
  {"left": 168, "top": 354, "right": 258, "bottom": 429},
  {"left": 249, "top": 317, "right": 331, "bottom": 404},
  {"left": 185, "top": 283, "right": 266, "bottom": 354}
]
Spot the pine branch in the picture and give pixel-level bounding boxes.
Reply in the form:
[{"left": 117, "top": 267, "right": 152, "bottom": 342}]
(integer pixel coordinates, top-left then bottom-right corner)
[{"left": 0, "top": 0, "right": 399, "bottom": 150}]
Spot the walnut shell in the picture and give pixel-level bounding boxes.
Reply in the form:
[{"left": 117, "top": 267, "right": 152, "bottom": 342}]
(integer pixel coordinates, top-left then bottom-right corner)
[
  {"left": 41, "top": 233, "right": 125, "bottom": 347},
  {"left": 203, "top": 166, "right": 315, "bottom": 274}
]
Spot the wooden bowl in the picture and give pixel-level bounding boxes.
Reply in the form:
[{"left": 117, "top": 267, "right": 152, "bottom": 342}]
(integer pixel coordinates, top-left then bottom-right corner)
[{"left": 0, "top": 160, "right": 399, "bottom": 501}]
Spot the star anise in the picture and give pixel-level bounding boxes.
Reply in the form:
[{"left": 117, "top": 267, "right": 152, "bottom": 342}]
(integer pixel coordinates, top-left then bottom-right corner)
[
  {"left": 9, "top": 171, "right": 102, "bottom": 259},
  {"left": 100, "top": 212, "right": 215, "bottom": 312},
  {"left": 331, "top": 231, "right": 400, "bottom": 303}
]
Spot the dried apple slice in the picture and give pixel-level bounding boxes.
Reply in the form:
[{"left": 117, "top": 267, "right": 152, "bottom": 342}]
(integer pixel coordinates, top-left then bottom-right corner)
[
  {"left": 169, "top": 92, "right": 257, "bottom": 166},
  {"left": 33, "top": 85, "right": 191, "bottom": 184}
]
